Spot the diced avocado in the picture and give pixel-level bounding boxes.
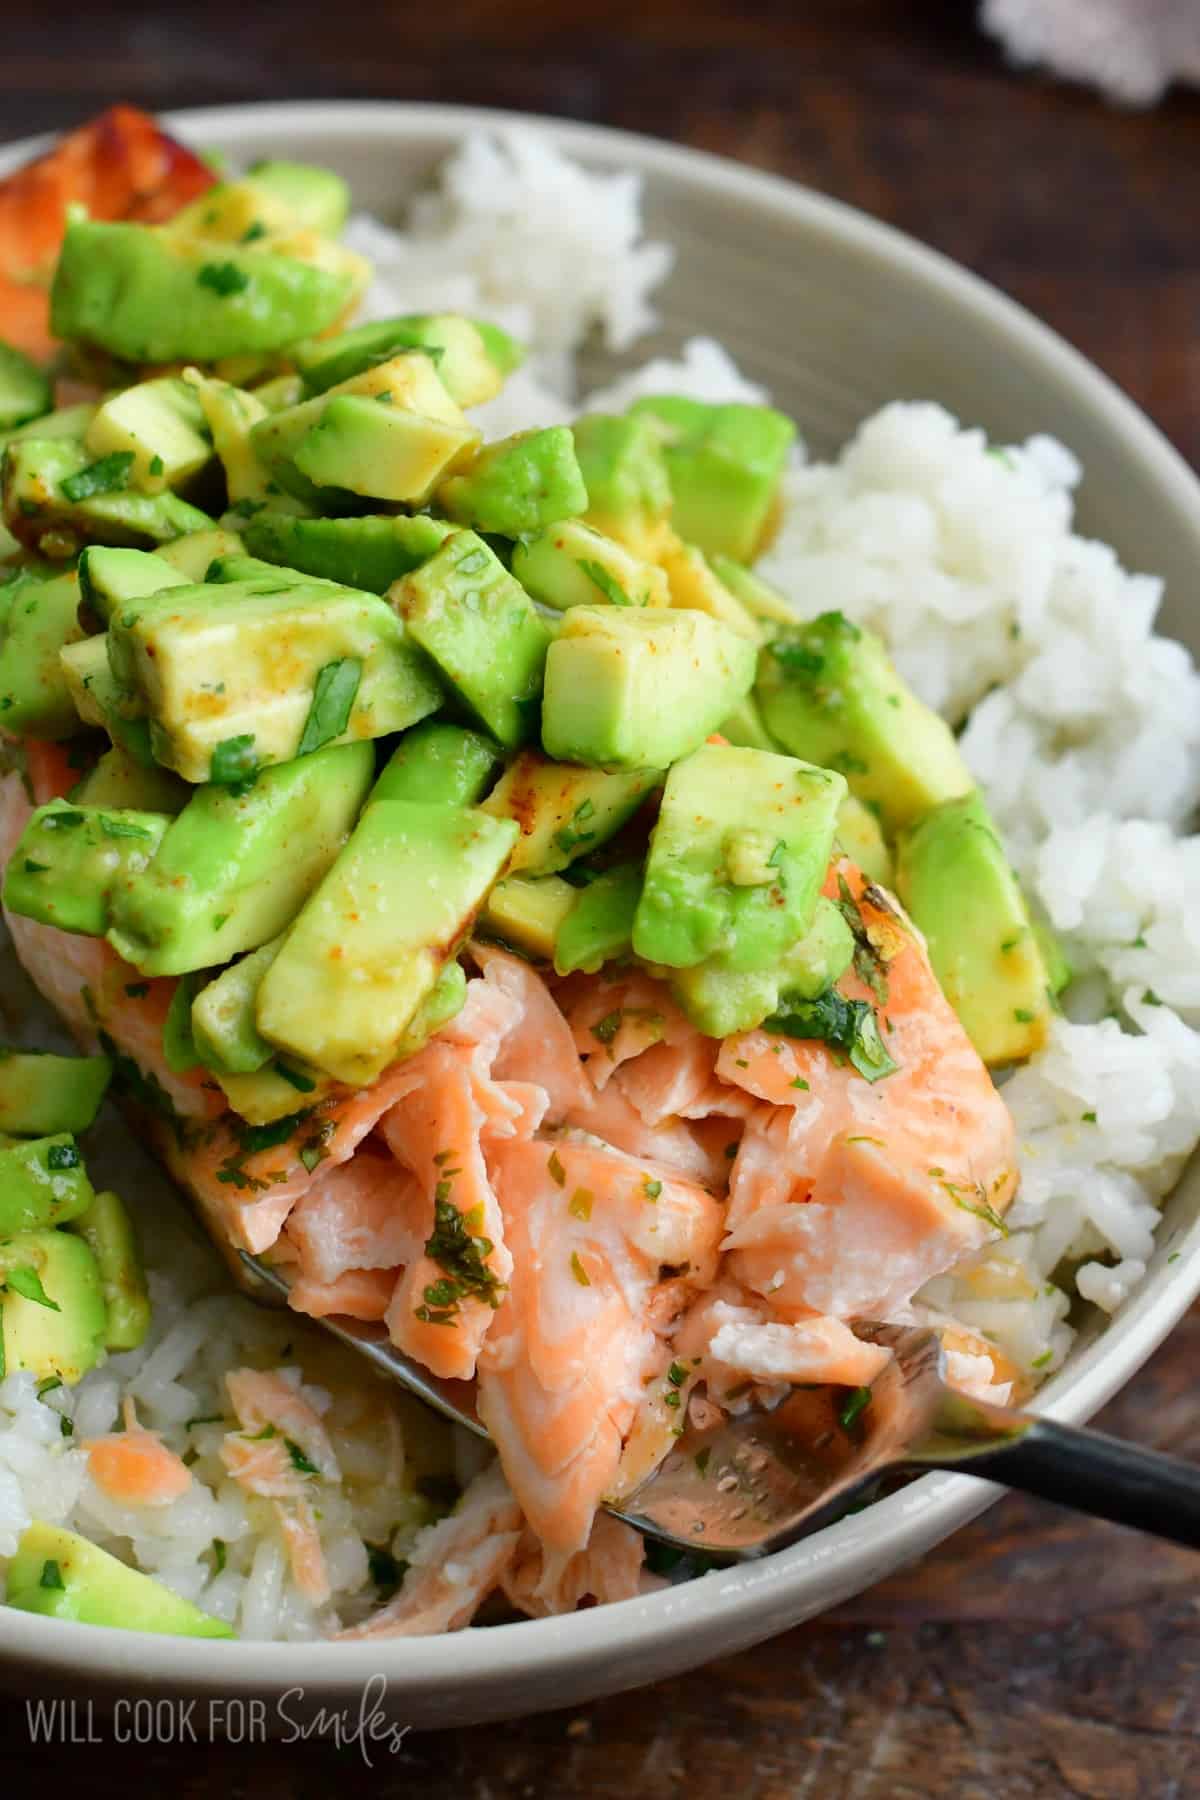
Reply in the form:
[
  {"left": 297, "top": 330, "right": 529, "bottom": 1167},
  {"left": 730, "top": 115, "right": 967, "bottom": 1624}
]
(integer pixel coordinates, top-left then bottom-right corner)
[
  {"left": 182, "top": 371, "right": 278, "bottom": 507},
  {"left": 69, "top": 1189, "right": 151, "bottom": 1351},
  {"left": 293, "top": 395, "right": 479, "bottom": 507},
  {"left": 242, "top": 510, "right": 455, "bottom": 593},
  {"left": 0, "top": 1230, "right": 107, "bottom": 1386},
  {"left": 78, "top": 546, "right": 190, "bottom": 627},
  {"left": 5, "top": 1522, "right": 233, "bottom": 1637},
  {"left": 481, "top": 749, "right": 658, "bottom": 876},
  {"left": 253, "top": 374, "right": 306, "bottom": 413},
  {"left": 3, "top": 437, "right": 214, "bottom": 558},
  {"left": 59, "top": 637, "right": 156, "bottom": 767},
  {"left": 105, "top": 740, "right": 375, "bottom": 977},
  {"left": 245, "top": 159, "right": 350, "bottom": 236},
  {"left": 4, "top": 800, "right": 171, "bottom": 937},
  {"left": 256, "top": 800, "right": 518, "bottom": 1085},
  {"left": 717, "top": 693, "right": 777, "bottom": 752},
  {"left": 191, "top": 937, "right": 282, "bottom": 1074},
  {"left": 435, "top": 428, "right": 587, "bottom": 538},
  {"left": 213, "top": 1059, "right": 333, "bottom": 1127},
  {"left": 70, "top": 746, "right": 188, "bottom": 816},
  {"left": 481, "top": 874, "right": 577, "bottom": 961},
  {"left": 84, "top": 378, "right": 213, "bottom": 494},
  {"left": 51, "top": 215, "right": 364, "bottom": 363},
  {"left": 572, "top": 413, "right": 673, "bottom": 559},
  {"left": 756, "top": 612, "right": 973, "bottom": 832},
  {"left": 895, "top": 789, "right": 1058, "bottom": 1065},
  {"left": 0, "top": 1135, "right": 96, "bottom": 1237},
  {"left": 295, "top": 314, "right": 520, "bottom": 407},
  {"left": 162, "top": 971, "right": 204, "bottom": 1075},
  {"left": 554, "top": 862, "right": 642, "bottom": 975},
  {"left": 710, "top": 555, "right": 797, "bottom": 626},
  {"left": 0, "top": 341, "right": 51, "bottom": 433},
  {"left": 658, "top": 534, "right": 761, "bottom": 641},
  {"left": 540, "top": 606, "right": 756, "bottom": 770},
  {"left": 667, "top": 897, "right": 855, "bottom": 1037},
  {"left": 251, "top": 354, "right": 477, "bottom": 506},
  {"left": 0, "top": 402, "right": 96, "bottom": 451},
  {"left": 633, "top": 743, "right": 847, "bottom": 972},
  {"left": 107, "top": 577, "right": 442, "bottom": 782},
  {"left": 836, "top": 793, "right": 893, "bottom": 887},
  {"left": 0, "top": 567, "right": 87, "bottom": 737},
  {"left": 371, "top": 721, "right": 500, "bottom": 809},
  {"left": 629, "top": 397, "right": 796, "bottom": 562},
  {"left": 511, "top": 518, "right": 669, "bottom": 612},
  {"left": 0, "top": 1056, "right": 111, "bottom": 1139},
  {"left": 156, "top": 527, "right": 245, "bottom": 582},
  {"left": 395, "top": 531, "right": 552, "bottom": 750}
]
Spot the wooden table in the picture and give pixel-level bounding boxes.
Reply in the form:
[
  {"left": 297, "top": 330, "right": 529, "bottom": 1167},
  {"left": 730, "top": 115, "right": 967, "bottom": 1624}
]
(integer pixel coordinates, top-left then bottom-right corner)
[{"left": 2, "top": 5, "right": 1199, "bottom": 1792}]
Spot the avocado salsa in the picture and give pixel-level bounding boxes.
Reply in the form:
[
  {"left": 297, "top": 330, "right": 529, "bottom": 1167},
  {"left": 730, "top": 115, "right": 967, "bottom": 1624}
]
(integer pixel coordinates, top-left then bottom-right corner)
[{"left": 0, "top": 136, "right": 1067, "bottom": 1638}]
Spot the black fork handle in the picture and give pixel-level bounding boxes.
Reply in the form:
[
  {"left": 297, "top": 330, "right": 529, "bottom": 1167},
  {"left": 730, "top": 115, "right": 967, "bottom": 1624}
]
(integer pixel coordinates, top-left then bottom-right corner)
[{"left": 925, "top": 1415, "right": 1200, "bottom": 1549}]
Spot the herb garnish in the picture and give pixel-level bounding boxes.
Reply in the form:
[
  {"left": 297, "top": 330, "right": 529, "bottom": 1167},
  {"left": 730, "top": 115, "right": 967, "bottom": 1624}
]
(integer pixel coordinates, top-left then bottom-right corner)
[
  {"left": 61, "top": 452, "right": 135, "bottom": 503},
  {"left": 579, "top": 560, "right": 632, "bottom": 607},
  {"left": 833, "top": 874, "right": 890, "bottom": 1005},
  {"left": 592, "top": 1009, "right": 622, "bottom": 1046},
  {"left": 554, "top": 797, "right": 597, "bottom": 857},
  {"left": 39, "top": 1559, "right": 64, "bottom": 1591},
  {"left": 209, "top": 734, "right": 260, "bottom": 792},
  {"left": 839, "top": 1386, "right": 872, "bottom": 1431},
  {"left": 285, "top": 1438, "right": 320, "bottom": 1477},
  {"left": 414, "top": 1197, "right": 505, "bottom": 1324},
  {"left": 767, "top": 989, "right": 898, "bottom": 1083},
  {"left": 296, "top": 657, "right": 362, "bottom": 758},
  {"left": 3, "top": 1266, "right": 59, "bottom": 1310},
  {"left": 198, "top": 261, "right": 251, "bottom": 297},
  {"left": 46, "top": 1143, "right": 80, "bottom": 1170}
]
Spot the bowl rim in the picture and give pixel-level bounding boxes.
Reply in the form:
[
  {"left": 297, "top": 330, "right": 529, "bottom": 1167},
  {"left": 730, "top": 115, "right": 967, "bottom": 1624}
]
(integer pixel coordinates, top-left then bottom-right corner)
[{"left": 3, "top": 96, "right": 1200, "bottom": 1703}]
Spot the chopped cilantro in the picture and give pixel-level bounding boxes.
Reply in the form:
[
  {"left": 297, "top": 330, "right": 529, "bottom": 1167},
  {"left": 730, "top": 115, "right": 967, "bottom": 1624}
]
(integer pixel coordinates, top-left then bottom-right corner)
[
  {"left": 212, "top": 1539, "right": 227, "bottom": 1574},
  {"left": 61, "top": 452, "right": 135, "bottom": 503},
  {"left": 592, "top": 1009, "right": 622, "bottom": 1046},
  {"left": 569, "top": 1251, "right": 590, "bottom": 1288},
  {"left": 39, "top": 1559, "right": 64, "bottom": 1591},
  {"left": 22, "top": 859, "right": 48, "bottom": 874},
  {"left": 554, "top": 797, "right": 597, "bottom": 856},
  {"left": 568, "top": 1187, "right": 593, "bottom": 1221},
  {"left": 60, "top": 1415, "right": 73, "bottom": 1437},
  {"left": 1031, "top": 1350, "right": 1054, "bottom": 1370},
  {"left": 415, "top": 1197, "right": 505, "bottom": 1323},
  {"left": 694, "top": 1447, "right": 711, "bottom": 1477},
  {"left": 198, "top": 261, "right": 251, "bottom": 297},
  {"left": 276, "top": 1062, "right": 317, "bottom": 1094},
  {"left": 643, "top": 1177, "right": 662, "bottom": 1200},
  {"left": 767, "top": 988, "right": 898, "bottom": 1083},
  {"left": 148, "top": 454, "right": 165, "bottom": 477},
  {"left": 36, "top": 1377, "right": 62, "bottom": 1398},
  {"left": 4, "top": 1266, "right": 59, "bottom": 1310},
  {"left": 1142, "top": 989, "right": 1163, "bottom": 1007},
  {"left": 547, "top": 1149, "right": 567, "bottom": 1186},
  {"left": 839, "top": 1386, "right": 872, "bottom": 1431},
  {"left": 296, "top": 657, "right": 362, "bottom": 758},
  {"left": 285, "top": 1438, "right": 320, "bottom": 1477},
  {"left": 1013, "top": 1007, "right": 1034, "bottom": 1023},
  {"left": 209, "top": 734, "right": 259, "bottom": 790},
  {"left": 99, "top": 816, "right": 153, "bottom": 840},
  {"left": 366, "top": 1543, "right": 404, "bottom": 1598},
  {"left": 579, "top": 559, "right": 632, "bottom": 607},
  {"left": 789, "top": 1077, "right": 810, "bottom": 1091},
  {"left": 1081, "top": 1110, "right": 1097, "bottom": 1123},
  {"left": 124, "top": 981, "right": 151, "bottom": 999},
  {"left": 46, "top": 1143, "right": 80, "bottom": 1170}
]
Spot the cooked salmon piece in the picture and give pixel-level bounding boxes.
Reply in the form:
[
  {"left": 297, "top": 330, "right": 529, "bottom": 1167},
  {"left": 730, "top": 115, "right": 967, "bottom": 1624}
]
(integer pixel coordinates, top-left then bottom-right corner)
[
  {"left": 221, "top": 1367, "right": 339, "bottom": 1606},
  {"left": 285, "top": 1148, "right": 425, "bottom": 1287},
  {"left": 0, "top": 106, "right": 213, "bottom": 358},
  {"left": 499, "top": 1511, "right": 650, "bottom": 1619},
  {"left": 287, "top": 1266, "right": 397, "bottom": 1323},
  {"left": 84, "top": 1397, "right": 192, "bottom": 1508},
  {"left": 337, "top": 1461, "right": 523, "bottom": 1639},
  {"left": 715, "top": 865, "right": 1018, "bottom": 1318},
  {"left": 477, "top": 1136, "right": 723, "bottom": 1554},
  {"left": 471, "top": 943, "right": 593, "bottom": 1120},
  {"left": 707, "top": 1310, "right": 892, "bottom": 1389}
]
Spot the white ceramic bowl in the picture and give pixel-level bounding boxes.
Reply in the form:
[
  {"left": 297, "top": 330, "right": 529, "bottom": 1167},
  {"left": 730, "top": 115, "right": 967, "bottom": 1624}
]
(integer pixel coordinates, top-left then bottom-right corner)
[{"left": 2, "top": 101, "right": 1199, "bottom": 1729}]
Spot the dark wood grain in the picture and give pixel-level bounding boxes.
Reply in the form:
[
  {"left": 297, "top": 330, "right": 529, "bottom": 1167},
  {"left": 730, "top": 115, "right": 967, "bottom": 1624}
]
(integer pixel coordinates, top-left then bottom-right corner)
[{"left": 2, "top": 6, "right": 1199, "bottom": 1792}]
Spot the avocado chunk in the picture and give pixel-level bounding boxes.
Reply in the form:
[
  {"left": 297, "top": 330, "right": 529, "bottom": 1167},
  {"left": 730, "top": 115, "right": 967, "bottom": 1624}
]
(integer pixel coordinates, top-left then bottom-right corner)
[
  {"left": 0, "top": 1056, "right": 111, "bottom": 1139},
  {"left": 572, "top": 413, "right": 673, "bottom": 559},
  {"left": 836, "top": 793, "right": 893, "bottom": 887},
  {"left": 435, "top": 428, "right": 587, "bottom": 538},
  {"left": 634, "top": 743, "right": 847, "bottom": 972},
  {"left": 293, "top": 395, "right": 480, "bottom": 507},
  {"left": 84, "top": 378, "right": 213, "bottom": 495},
  {"left": 667, "top": 896, "right": 855, "bottom": 1037},
  {"left": 59, "top": 637, "right": 156, "bottom": 768},
  {"left": 106, "top": 740, "right": 375, "bottom": 977},
  {"left": 256, "top": 800, "right": 518, "bottom": 1085},
  {"left": 156, "top": 527, "right": 245, "bottom": 582},
  {"left": 554, "top": 862, "right": 642, "bottom": 975},
  {"left": 629, "top": 396, "right": 796, "bottom": 562},
  {"left": 481, "top": 749, "right": 658, "bottom": 876},
  {"left": 0, "top": 340, "right": 51, "bottom": 432},
  {"left": 756, "top": 612, "right": 973, "bottom": 831},
  {"left": 78, "top": 545, "right": 189, "bottom": 627},
  {"left": 709, "top": 554, "right": 798, "bottom": 626},
  {"left": 106, "top": 576, "right": 442, "bottom": 782},
  {"left": 244, "top": 159, "right": 350, "bottom": 236},
  {"left": 5, "top": 1523, "right": 233, "bottom": 1637},
  {"left": 295, "top": 313, "right": 521, "bottom": 407},
  {"left": 0, "top": 1230, "right": 107, "bottom": 1386},
  {"left": 69, "top": 745, "right": 189, "bottom": 815},
  {"left": 252, "top": 354, "right": 478, "bottom": 506},
  {"left": 395, "top": 531, "right": 552, "bottom": 750},
  {"left": 481, "top": 874, "right": 577, "bottom": 961},
  {"left": 894, "top": 789, "right": 1059, "bottom": 1065},
  {"left": 212, "top": 1059, "right": 333, "bottom": 1126},
  {"left": 69, "top": 1189, "right": 151, "bottom": 1351},
  {"left": 371, "top": 721, "right": 500, "bottom": 809},
  {"left": 5, "top": 800, "right": 171, "bottom": 937},
  {"left": 0, "top": 566, "right": 87, "bottom": 737},
  {"left": 0, "top": 1135, "right": 96, "bottom": 1237},
  {"left": 51, "top": 215, "right": 363, "bottom": 363},
  {"left": 541, "top": 606, "right": 756, "bottom": 770},
  {"left": 182, "top": 371, "right": 279, "bottom": 508},
  {"left": 717, "top": 693, "right": 777, "bottom": 752},
  {"left": 657, "top": 534, "right": 761, "bottom": 641},
  {"left": 511, "top": 518, "right": 669, "bottom": 612},
  {"left": 191, "top": 937, "right": 282, "bottom": 1075},
  {"left": 242, "top": 510, "right": 455, "bottom": 593},
  {"left": 3, "top": 436, "right": 214, "bottom": 558}
]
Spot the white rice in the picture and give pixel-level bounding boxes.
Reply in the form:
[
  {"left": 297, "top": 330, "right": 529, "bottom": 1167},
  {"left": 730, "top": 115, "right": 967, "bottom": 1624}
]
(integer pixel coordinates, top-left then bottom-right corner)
[{"left": 2, "top": 125, "right": 1199, "bottom": 1635}]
